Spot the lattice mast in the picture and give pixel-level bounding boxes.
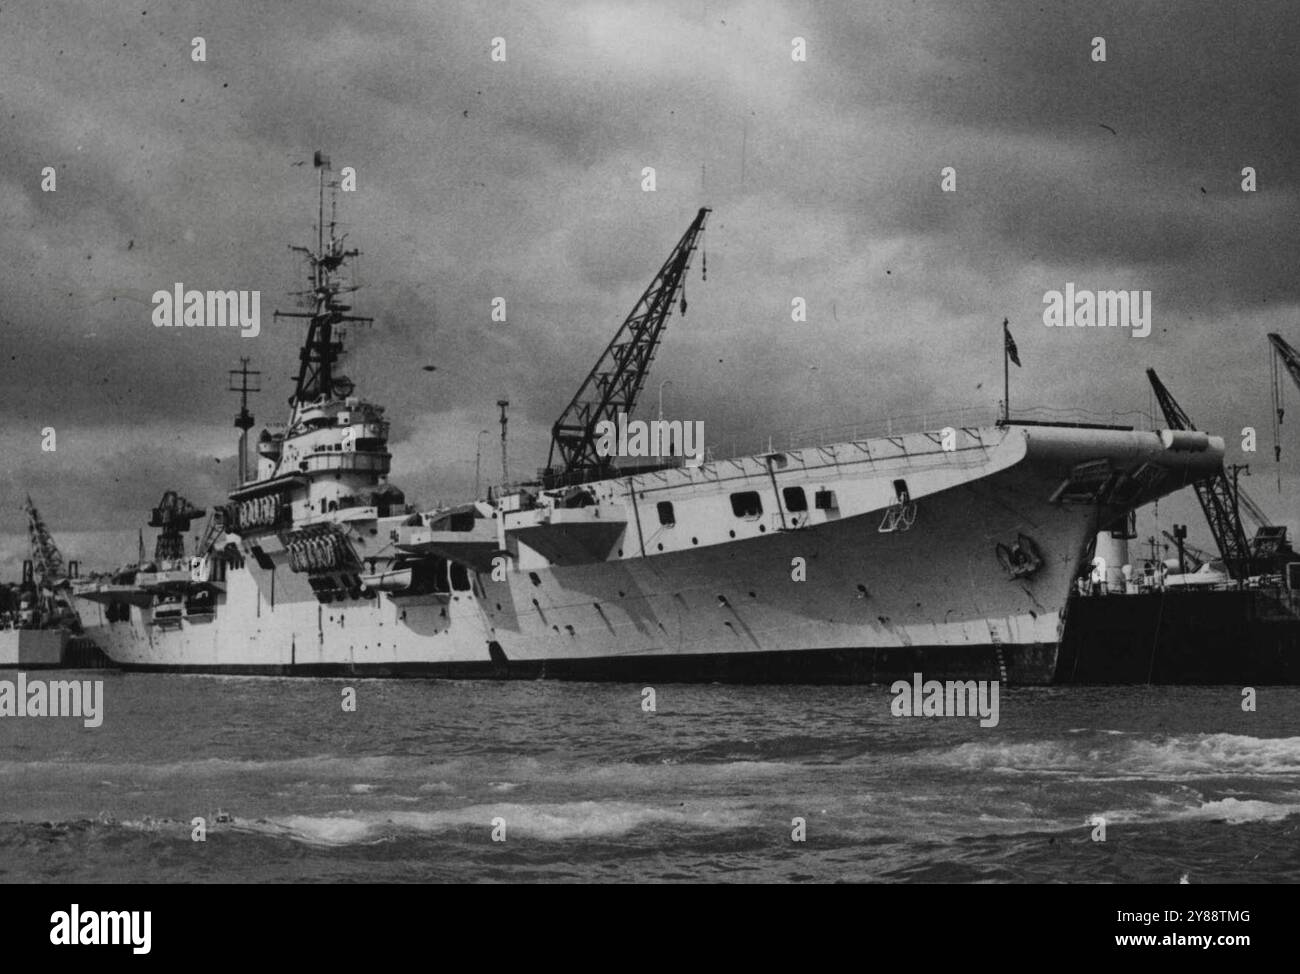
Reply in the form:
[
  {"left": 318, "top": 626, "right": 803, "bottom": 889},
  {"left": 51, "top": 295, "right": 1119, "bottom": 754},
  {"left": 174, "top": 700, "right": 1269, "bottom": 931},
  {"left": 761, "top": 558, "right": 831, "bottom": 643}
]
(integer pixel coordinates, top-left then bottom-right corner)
[
  {"left": 1146, "top": 368, "right": 1253, "bottom": 579},
  {"left": 545, "top": 207, "right": 711, "bottom": 485},
  {"left": 274, "top": 151, "right": 373, "bottom": 420}
]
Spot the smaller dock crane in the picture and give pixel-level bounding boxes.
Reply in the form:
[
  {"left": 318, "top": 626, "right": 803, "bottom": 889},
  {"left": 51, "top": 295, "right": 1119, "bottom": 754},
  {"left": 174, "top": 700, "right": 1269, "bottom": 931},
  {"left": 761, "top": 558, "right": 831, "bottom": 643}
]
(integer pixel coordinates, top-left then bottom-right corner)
[{"left": 149, "top": 491, "right": 206, "bottom": 563}]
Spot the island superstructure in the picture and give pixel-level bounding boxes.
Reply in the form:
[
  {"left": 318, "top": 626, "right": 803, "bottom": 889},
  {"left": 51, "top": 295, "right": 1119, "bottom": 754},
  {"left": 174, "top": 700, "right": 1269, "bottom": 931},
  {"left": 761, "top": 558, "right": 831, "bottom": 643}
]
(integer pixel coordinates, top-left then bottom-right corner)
[{"left": 72, "top": 158, "right": 1226, "bottom": 683}]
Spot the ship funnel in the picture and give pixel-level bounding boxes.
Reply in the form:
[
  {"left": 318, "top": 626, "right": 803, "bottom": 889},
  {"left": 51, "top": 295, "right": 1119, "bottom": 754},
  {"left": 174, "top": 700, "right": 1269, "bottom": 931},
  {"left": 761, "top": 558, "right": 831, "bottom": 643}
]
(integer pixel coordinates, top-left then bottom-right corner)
[{"left": 1094, "top": 530, "right": 1130, "bottom": 592}]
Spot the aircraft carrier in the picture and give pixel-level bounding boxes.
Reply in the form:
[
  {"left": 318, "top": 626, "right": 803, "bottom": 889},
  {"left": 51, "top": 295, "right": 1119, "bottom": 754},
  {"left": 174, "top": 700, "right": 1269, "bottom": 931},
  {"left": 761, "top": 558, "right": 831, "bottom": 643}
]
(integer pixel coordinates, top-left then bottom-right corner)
[{"left": 71, "top": 158, "right": 1227, "bottom": 684}]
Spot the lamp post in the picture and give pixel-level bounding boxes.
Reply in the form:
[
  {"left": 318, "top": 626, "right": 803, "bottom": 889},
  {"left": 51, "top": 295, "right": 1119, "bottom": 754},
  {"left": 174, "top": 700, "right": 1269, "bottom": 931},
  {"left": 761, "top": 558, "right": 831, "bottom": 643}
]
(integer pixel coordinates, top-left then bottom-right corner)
[
  {"left": 657, "top": 379, "right": 673, "bottom": 422},
  {"left": 475, "top": 429, "right": 491, "bottom": 497},
  {"left": 658, "top": 379, "right": 674, "bottom": 463}
]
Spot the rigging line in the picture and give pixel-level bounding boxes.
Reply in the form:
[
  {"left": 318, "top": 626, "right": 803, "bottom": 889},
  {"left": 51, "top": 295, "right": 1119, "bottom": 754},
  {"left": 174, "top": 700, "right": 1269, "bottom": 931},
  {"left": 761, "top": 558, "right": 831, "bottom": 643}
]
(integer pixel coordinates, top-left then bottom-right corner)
[
  {"left": 1145, "top": 581, "right": 1168, "bottom": 686},
  {"left": 1272, "top": 341, "right": 1284, "bottom": 491}
]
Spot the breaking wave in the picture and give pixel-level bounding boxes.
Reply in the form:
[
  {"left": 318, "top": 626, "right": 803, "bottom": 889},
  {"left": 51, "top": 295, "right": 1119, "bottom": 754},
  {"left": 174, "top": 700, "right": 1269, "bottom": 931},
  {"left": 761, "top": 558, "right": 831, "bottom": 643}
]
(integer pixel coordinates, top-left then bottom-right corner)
[
  {"left": 1094, "top": 794, "right": 1300, "bottom": 827},
  {"left": 925, "top": 734, "right": 1300, "bottom": 779},
  {"left": 240, "top": 801, "right": 755, "bottom": 846}
]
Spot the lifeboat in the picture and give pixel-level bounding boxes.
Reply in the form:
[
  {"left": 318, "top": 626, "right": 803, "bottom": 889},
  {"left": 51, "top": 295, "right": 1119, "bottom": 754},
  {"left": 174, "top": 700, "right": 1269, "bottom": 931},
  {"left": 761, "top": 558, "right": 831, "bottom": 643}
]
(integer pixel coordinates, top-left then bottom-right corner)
[{"left": 358, "top": 567, "right": 414, "bottom": 592}]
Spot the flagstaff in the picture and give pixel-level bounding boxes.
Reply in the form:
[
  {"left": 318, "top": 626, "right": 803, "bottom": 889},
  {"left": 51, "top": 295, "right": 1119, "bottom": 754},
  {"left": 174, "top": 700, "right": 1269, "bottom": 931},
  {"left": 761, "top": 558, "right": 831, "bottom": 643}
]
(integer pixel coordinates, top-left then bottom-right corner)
[
  {"left": 1002, "top": 317, "right": 1020, "bottom": 423},
  {"left": 1004, "top": 320, "right": 1009, "bottom": 422}
]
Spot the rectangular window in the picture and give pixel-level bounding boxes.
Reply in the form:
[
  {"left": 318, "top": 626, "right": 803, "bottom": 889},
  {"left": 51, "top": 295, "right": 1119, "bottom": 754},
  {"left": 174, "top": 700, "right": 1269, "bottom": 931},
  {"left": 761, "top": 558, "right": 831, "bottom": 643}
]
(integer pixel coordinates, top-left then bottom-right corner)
[
  {"left": 656, "top": 501, "right": 675, "bottom": 527},
  {"left": 450, "top": 562, "right": 471, "bottom": 592},
  {"left": 730, "top": 491, "right": 763, "bottom": 518},
  {"left": 893, "top": 478, "right": 910, "bottom": 504},
  {"left": 782, "top": 487, "right": 808, "bottom": 512},
  {"left": 814, "top": 489, "right": 837, "bottom": 511}
]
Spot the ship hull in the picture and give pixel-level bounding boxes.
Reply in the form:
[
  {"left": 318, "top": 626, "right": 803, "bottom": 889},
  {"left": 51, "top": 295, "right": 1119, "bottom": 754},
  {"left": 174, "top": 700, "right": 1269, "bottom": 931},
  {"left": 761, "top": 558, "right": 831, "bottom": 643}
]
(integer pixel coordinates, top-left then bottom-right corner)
[
  {"left": 0, "top": 629, "right": 68, "bottom": 669},
  {"left": 73, "top": 424, "right": 1222, "bottom": 685},
  {"left": 1058, "top": 588, "right": 1300, "bottom": 684}
]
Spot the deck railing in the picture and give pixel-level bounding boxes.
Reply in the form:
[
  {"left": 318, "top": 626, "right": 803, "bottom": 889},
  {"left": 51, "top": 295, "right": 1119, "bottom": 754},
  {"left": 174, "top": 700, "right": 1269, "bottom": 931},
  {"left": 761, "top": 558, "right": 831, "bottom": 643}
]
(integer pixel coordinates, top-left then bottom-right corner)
[{"left": 480, "top": 403, "right": 1164, "bottom": 497}]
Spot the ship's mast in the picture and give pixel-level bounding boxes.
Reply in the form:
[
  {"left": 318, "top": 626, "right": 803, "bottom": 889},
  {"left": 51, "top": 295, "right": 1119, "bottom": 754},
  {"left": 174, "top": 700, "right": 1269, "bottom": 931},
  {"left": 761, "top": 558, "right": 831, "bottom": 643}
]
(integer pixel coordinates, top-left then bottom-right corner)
[
  {"left": 274, "top": 151, "right": 372, "bottom": 421},
  {"left": 229, "top": 357, "right": 261, "bottom": 484}
]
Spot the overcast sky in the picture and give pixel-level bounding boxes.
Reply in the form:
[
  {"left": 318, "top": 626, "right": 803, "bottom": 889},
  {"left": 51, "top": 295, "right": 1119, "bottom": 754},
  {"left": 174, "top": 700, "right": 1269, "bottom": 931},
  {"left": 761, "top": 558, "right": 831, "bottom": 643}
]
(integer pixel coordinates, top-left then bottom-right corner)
[{"left": 1, "top": 0, "right": 1297, "bottom": 574}]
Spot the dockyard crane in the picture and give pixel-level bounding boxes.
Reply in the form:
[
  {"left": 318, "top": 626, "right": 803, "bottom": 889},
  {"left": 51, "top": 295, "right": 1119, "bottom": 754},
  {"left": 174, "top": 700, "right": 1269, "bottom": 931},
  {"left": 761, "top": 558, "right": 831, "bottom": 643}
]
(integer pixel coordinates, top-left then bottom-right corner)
[
  {"left": 17, "top": 497, "right": 80, "bottom": 630},
  {"left": 544, "top": 207, "right": 711, "bottom": 487},
  {"left": 23, "top": 495, "right": 66, "bottom": 584},
  {"left": 1268, "top": 333, "right": 1300, "bottom": 465},
  {"left": 1146, "top": 368, "right": 1253, "bottom": 579},
  {"left": 149, "top": 491, "right": 206, "bottom": 563}
]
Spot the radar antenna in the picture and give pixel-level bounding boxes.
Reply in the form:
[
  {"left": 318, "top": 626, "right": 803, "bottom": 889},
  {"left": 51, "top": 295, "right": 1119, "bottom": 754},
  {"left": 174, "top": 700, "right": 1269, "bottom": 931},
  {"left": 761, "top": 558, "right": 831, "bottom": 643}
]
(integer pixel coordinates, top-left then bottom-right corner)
[{"left": 274, "top": 151, "right": 373, "bottom": 413}]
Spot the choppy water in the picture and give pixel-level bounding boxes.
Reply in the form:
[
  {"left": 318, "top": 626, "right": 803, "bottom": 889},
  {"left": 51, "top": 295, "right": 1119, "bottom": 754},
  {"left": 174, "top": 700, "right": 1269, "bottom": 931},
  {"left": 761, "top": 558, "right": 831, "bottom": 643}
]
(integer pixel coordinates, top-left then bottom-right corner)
[{"left": 1, "top": 673, "right": 1298, "bottom": 882}]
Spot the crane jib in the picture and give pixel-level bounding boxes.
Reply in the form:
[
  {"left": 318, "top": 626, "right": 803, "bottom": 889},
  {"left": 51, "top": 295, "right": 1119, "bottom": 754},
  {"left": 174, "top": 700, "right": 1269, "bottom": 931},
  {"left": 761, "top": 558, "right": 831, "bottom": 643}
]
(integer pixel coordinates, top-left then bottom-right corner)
[
  {"left": 545, "top": 207, "right": 711, "bottom": 486},
  {"left": 1147, "top": 368, "right": 1255, "bottom": 580}
]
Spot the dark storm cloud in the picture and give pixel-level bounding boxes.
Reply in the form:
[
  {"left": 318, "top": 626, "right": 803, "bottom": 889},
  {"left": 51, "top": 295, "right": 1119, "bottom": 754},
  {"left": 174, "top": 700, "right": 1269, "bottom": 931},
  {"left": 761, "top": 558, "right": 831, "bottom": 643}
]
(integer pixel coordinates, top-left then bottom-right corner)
[
  {"left": 797, "top": 0, "right": 1300, "bottom": 309},
  {"left": 1, "top": 0, "right": 1298, "bottom": 568}
]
